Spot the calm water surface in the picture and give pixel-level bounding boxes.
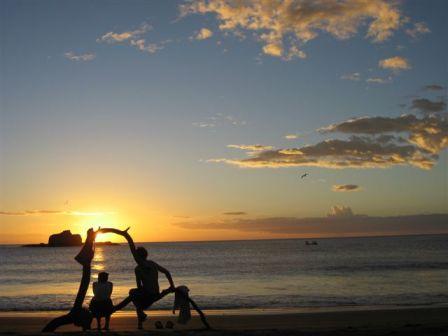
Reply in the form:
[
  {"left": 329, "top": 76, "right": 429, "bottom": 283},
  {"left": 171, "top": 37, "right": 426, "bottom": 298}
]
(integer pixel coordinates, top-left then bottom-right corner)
[{"left": 0, "top": 235, "right": 447, "bottom": 311}]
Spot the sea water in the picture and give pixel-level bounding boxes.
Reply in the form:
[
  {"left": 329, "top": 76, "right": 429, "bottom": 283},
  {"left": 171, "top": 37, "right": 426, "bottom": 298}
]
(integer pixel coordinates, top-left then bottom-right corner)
[{"left": 0, "top": 234, "right": 447, "bottom": 311}]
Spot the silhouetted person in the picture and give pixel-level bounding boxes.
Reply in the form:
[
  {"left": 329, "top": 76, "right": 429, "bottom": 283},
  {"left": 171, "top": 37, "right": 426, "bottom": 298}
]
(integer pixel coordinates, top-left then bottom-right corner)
[
  {"left": 89, "top": 272, "right": 113, "bottom": 330},
  {"left": 114, "top": 244, "right": 175, "bottom": 329},
  {"left": 98, "top": 228, "right": 211, "bottom": 330}
]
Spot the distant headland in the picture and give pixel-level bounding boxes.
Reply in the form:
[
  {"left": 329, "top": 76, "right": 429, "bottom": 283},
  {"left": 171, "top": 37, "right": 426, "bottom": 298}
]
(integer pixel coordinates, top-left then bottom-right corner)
[{"left": 22, "top": 230, "right": 119, "bottom": 247}]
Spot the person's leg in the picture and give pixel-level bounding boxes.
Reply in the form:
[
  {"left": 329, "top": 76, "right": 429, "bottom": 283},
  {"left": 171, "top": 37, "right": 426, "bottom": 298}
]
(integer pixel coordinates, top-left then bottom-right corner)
[
  {"left": 96, "top": 317, "right": 101, "bottom": 330},
  {"left": 137, "top": 311, "right": 145, "bottom": 330},
  {"left": 113, "top": 295, "right": 132, "bottom": 312},
  {"left": 123, "top": 288, "right": 147, "bottom": 329},
  {"left": 105, "top": 316, "right": 110, "bottom": 330},
  {"left": 135, "top": 305, "right": 147, "bottom": 330}
]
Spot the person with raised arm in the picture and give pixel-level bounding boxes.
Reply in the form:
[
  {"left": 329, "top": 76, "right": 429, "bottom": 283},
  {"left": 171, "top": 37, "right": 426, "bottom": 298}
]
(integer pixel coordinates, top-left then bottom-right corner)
[{"left": 99, "top": 228, "right": 175, "bottom": 329}]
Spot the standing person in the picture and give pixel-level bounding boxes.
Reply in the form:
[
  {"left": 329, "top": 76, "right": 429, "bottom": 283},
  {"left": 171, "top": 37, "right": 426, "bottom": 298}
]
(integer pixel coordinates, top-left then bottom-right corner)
[{"left": 89, "top": 272, "right": 114, "bottom": 331}]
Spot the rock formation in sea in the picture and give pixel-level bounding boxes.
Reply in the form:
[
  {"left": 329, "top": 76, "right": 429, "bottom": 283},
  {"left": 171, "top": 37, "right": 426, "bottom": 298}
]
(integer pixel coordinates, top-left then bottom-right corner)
[{"left": 48, "top": 230, "right": 82, "bottom": 247}]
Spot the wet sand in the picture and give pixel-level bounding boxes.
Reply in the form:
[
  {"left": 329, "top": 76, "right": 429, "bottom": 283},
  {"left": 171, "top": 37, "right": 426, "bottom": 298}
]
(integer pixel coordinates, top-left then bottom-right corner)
[{"left": 1, "top": 307, "right": 448, "bottom": 335}]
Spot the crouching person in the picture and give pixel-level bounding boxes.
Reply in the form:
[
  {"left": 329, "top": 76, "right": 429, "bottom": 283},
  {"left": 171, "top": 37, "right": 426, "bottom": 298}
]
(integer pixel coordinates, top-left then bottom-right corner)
[
  {"left": 89, "top": 272, "right": 113, "bottom": 330},
  {"left": 113, "top": 247, "right": 175, "bottom": 329}
]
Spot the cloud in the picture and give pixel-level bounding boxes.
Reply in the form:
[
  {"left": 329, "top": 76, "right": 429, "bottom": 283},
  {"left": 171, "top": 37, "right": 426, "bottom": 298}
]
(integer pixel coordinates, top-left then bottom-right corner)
[
  {"left": 366, "top": 76, "right": 392, "bottom": 84},
  {"left": 192, "top": 121, "right": 216, "bottom": 128},
  {"left": 97, "top": 22, "right": 152, "bottom": 44},
  {"left": 0, "top": 210, "right": 114, "bottom": 216},
  {"left": 209, "top": 135, "right": 439, "bottom": 170},
  {"left": 210, "top": 93, "right": 447, "bottom": 170},
  {"left": 181, "top": 0, "right": 404, "bottom": 60},
  {"left": 379, "top": 56, "right": 411, "bottom": 71},
  {"left": 327, "top": 205, "right": 355, "bottom": 217},
  {"left": 228, "top": 144, "right": 274, "bottom": 151},
  {"left": 0, "top": 210, "right": 63, "bottom": 216},
  {"left": 64, "top": 52, "right": 96, "bottom": 62},
  {"left": 130, "top": 39, "right": 168, "bottom": 54},
  {"left": 174, "top": 211, "right": 448, "bottom": 237},
  {"left": 332, "top": 184, "right": 361, "bottom": 192},
  {"left": 406, "top": 22, "right": 430, "bottom": 39},
  {"left": 424, "top": 84, "right": 444, "bottom": 91},
  {"left": 193, "top": 113, "right": 246, "bottom": 128},
  {"left": 341, "top": 72, "right": 361, "bottom": 81},
  {"left": 411, "top": 98, "right": 446, "bottom": 115},
  {"left": 321, "top": 114, "right": 448, "bottom": 154},
  {"left": 223, "top": 211, "right": 247, "bottom": 216},
  {"left": 195, "top": 28, "right": 213, "bottom": 40},
  {"left": 97, "top": 22, "right": 167, "bottom": 54},
  {"left": 285, "top": 134, "right": 299, "bottom": 140},
  {"left": 263, "top": 43, "right": 283, "bottom": 57}
]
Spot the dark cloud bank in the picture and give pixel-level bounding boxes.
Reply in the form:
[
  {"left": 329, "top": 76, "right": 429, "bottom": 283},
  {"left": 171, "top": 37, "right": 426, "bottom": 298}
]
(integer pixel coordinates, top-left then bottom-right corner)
[{"left": 175, "top": 212, "right": 448, "bottom": 237}]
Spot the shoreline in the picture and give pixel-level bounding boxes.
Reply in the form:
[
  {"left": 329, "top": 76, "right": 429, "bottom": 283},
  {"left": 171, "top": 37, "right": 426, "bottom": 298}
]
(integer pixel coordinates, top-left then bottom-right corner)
[
  {"left": 1, "top": 306, "right": 448, "bottom": 335},
  {"left": 1, "top": 302, "right": 448, "bottom": 317}
]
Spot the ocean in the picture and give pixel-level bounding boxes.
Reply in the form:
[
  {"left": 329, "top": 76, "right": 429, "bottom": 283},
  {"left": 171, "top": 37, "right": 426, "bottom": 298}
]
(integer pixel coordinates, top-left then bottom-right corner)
[{"left": 0, "top": 235, "right": 447, "bottom": 312}]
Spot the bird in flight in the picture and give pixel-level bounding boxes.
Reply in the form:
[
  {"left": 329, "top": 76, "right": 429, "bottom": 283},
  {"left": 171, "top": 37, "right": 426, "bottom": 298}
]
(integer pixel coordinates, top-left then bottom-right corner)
[{"left": 300, "top": 173, "right": 309, "bottom": 179}]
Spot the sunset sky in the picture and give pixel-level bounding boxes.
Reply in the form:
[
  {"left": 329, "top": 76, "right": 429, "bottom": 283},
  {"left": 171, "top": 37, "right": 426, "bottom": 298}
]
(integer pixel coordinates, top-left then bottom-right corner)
[{"left": 1, "top": 0, "right": 447, "bottom": 244}]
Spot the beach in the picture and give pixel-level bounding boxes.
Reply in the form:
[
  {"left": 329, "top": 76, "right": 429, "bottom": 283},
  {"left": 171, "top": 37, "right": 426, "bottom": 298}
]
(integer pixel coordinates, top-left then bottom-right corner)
[{"left": 1, "top": 307, "right": 448, "bottom": 335}]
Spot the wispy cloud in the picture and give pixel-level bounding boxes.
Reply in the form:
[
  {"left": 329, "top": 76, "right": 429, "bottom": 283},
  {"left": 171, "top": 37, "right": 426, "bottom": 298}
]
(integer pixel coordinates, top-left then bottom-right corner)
[
  {"left": 97, "top": 22, "right": 152, "bottom": 44},
  {"left": 228, "top": 144, "right": 274, "bottom": 151},
  {"left": 284, "top": 134, "right": 299, "bottom": 140},
  {"left": 379, "top": 56, "right": 411, "bottom": 71},
  {"left": 332, "top": 184, "right": 361, "bottom": 192},
  {"left": 366, "top": 76, "right": 392, "bottom": 84},
  {"left": 64, "top": 52, "right": 96, "bottom": 62},
  {"left": 341, "top": 72, "right": 361, "bottom": 81},
  {"left": 0, "top": 210, "right": 114, "bottom": 216},
  {"left": 193, "top": 113, "right": 246, "bottom": 128},
  {"left": 406, "top": 22, "right": 430, "bottom": 39},
  {"left": 194, "top": 28, "right": 213, "bottom": 40},
  {"left": 223, "top": 211, "right": 247, "bottom": 216},
  {"left": 130, "top": 39, "right": 170, "bottom": 54},
  {"left": 97, "top": 22, "right": 167, "bottom": 54},
  {"left": 423, "top": 84, "right": 445, "bottom": 92},
  {"left": 181, "top": 0, "right": 406, "bottom": 60}
]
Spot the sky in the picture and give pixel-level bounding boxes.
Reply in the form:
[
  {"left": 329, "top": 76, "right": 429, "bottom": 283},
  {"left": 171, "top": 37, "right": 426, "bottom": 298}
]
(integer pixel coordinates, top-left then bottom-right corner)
[{"left": 0, "top": 0, "right": 447, "bottom": 244}]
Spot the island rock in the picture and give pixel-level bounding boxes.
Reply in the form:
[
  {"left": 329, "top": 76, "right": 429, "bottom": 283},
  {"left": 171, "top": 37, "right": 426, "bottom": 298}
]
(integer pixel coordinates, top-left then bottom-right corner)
[{"left": 48, "top": 230, "right": 82, "bottom": 247}]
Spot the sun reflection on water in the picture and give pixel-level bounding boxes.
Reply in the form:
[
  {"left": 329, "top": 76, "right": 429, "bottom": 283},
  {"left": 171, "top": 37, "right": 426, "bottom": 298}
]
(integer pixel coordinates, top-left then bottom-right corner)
[{"left": 92, "top": 246, "right": 105, "bottom": 271}]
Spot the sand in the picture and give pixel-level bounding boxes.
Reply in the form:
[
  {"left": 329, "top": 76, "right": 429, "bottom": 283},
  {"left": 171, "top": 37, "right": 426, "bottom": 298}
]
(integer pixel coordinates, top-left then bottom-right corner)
[{"left": 1, "top": 307, "right": 447, "bottom": 335}]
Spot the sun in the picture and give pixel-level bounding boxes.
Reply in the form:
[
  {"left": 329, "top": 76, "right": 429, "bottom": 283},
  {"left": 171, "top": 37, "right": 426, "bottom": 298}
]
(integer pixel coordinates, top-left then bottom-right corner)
[{"left": 71, "top": 211, "right": 126, "bottom": 243}]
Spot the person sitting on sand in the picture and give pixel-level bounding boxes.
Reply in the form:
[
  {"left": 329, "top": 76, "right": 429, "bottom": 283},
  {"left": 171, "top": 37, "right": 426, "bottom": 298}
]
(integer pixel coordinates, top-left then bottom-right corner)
[
  {"left": 114, "top": 246, "right": 175, "bottom": 329},
  {"left": 89, "top": 272, "right": 113, "bottom": 331}
]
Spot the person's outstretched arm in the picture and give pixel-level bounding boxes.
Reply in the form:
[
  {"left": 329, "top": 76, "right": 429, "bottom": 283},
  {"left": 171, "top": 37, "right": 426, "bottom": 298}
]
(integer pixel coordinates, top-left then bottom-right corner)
[
  {"left": 156, "top": 263, "right": 175, "bottom": 290},
  {"left": 98, "top": 228, "right": 144, "bottom": 266}
]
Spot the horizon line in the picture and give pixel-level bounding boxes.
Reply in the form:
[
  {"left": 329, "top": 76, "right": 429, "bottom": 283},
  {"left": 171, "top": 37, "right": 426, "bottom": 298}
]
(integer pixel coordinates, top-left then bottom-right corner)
[{"left": 2, "top": 232, "right": 447, "bottom": 246}]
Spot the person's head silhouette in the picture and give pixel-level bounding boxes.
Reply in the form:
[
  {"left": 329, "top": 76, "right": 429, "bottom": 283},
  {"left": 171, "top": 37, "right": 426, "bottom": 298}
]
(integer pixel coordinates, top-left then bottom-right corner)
[
  {"left": 98, "top": 272, "right": 109, "bottom": 283},
  {"left": 136, "top": 247, "right": 148, "bottom": 260}
]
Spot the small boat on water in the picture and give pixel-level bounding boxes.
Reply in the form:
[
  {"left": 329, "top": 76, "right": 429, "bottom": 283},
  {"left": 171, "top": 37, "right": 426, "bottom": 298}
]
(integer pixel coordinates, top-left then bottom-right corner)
[{"left": 305, "top": 240, "right": 318, "bottom": 245}]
